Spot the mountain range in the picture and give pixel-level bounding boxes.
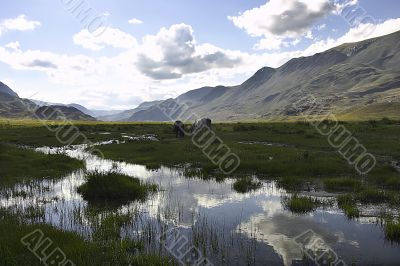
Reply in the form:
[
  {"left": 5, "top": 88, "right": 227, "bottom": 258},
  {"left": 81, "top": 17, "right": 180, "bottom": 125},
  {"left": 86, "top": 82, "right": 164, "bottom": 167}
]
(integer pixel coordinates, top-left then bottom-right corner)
[
  {"left": 0, "top": 82, "right": 96, "bottom": 121},
  {"left": 1, "top": 30, "right": 400, "bottom": 122},
  {"left": 123, "top": 30, "right": 400, "bottom": 122}
]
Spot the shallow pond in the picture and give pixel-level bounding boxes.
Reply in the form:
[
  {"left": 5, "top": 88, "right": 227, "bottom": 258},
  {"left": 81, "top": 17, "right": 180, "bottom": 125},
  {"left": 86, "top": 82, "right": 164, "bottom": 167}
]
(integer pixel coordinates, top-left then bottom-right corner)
[{"left": 1, "top": 142, "right": 399, "bottom": 266}]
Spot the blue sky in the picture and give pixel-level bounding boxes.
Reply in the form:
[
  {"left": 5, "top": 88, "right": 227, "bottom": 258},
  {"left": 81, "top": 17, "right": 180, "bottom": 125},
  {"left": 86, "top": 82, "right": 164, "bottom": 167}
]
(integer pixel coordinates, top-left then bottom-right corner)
[{"left": 0, "top": 0, "right": 399, "bottom": 109}]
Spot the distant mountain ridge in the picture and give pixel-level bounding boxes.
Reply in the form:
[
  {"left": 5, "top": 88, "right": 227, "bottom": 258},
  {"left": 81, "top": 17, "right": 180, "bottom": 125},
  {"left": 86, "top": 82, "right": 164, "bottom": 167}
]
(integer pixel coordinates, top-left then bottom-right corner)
[
  {"left": 99, "top": 100, "right": 163, "bottom": 121},
  {"left": 0, "top": 85, "right": 96, "bottom": 121},
  {"left": 34, "top": 105, "right": 97, "bottom": 121},
  {"left": 127, "top": 30, "right": 400, "bottom": 121}
]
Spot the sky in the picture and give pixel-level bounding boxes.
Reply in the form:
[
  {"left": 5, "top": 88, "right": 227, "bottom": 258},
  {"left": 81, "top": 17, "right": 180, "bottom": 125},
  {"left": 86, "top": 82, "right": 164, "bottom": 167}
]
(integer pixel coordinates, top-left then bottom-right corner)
[{"left": 0, "top": 0, "right": 399, "bottom": 110}]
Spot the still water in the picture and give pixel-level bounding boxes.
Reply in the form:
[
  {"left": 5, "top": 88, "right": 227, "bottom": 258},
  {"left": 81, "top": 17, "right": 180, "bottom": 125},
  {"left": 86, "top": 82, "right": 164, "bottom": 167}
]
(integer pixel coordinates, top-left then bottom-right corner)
[{"left": 1, "top": 142, "right": 399, "bottom": 265}]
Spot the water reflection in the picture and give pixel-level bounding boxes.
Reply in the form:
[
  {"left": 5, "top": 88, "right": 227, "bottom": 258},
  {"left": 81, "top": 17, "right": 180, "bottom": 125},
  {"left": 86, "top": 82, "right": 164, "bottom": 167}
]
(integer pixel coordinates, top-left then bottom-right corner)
[{"left": 0, "top": 143, "right": 399, "bottom": 265}]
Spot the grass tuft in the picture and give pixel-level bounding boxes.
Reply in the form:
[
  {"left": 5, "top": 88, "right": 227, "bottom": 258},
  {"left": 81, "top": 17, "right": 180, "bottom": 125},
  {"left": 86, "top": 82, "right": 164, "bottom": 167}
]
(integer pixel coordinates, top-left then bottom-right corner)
[
  {"left": 233, "top": 177, "right": 262, "bottom": 193},
  {"left": 337, "top": 194, "right": 360, "bottom": 219},
  {"left": 77, "top": 171, "right": 157, "bottom": 205},
  {"left": 385, "top": 220, "right": 400, "bottom": 243},
  {"left": 282, "top": 194, "right": 319, "bottom": 214}
]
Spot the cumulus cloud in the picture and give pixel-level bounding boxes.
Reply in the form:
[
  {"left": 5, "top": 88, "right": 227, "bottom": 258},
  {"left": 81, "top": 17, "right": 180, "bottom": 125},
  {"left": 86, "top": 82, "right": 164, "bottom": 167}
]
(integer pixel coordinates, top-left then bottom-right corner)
[
  {"left": 136, "top": 24, "right": 242, "bottom": 79},
  {"left": 0, "top": 15, "right": 41, "bottom": 35},
  {"left": 228, "top": 0, "right": 333, "bottom": 50},
  {"left": 2, "top": 17, "right": 400, "bottom": 109},
  {"left": 228, "top": 0, "right": 332, "bottom": 37},
  {"left": 73, "top": 27, "right": 138, "bottom": 50},
  {"left": 128, "top": 18, "right": 143, "bottom": 25}
]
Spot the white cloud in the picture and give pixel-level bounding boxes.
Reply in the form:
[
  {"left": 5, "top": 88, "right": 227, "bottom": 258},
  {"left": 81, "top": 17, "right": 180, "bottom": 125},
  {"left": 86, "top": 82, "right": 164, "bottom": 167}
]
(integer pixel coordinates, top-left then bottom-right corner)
[
  {"left": 337, "top": 18, "right": 400, "bottom": 43},
  {"left": 4, "top": 41, "right": 21, "bottom": 52},
  {"left": 73, "top": 27, "right": 138, "bottom": 51},
  {"left": 128, "top": 18, "right": 143, "bottom": 25},
  {"left": 254, "top": 37, "right": 284, "bottom": 51},
  {"left": 228, "top": 0, "right": 333, "bottom": 50},
  {"left": 136, "top": 23, "right": 242, "bottom": 79},
  {"left": 298, "top": 18, "right": 400, "bottom": 56},
  {"left": 0, "top": 15, "right": 41, "bottom": 35},
  {"left": 228, "top": 0, "right": 332, "bottom": 38},
  {"left": 333, "top": 0, "right": 359, "bottom": 15},
  {"left": 2, "top": 18, "right": 400, "bottom": 109}
]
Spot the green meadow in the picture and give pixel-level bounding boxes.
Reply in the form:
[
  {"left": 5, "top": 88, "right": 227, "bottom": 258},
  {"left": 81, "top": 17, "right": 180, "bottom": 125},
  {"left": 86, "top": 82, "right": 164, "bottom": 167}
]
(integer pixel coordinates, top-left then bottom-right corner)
[{"left": 1, "top": 117, "right": 400, "bottom": 262}]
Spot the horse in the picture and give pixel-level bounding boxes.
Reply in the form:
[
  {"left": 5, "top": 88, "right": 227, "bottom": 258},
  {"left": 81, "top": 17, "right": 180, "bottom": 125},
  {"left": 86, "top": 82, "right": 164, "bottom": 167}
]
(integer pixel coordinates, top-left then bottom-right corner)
[
  {"left": 173, "top": 121, "right": 185, "bottom": 138},
  {"left": 192, "top": 118, "right": 212, "bottom": 132}
]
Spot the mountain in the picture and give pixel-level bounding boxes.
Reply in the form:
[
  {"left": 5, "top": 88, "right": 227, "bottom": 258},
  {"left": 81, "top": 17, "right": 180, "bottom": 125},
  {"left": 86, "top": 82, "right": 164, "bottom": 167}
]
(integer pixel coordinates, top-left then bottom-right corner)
[
  {"left": 68, "top": 103, "right": 96, "bottom": 117},
  {"left": 31, "top": 100, "right": 116, "bottom": 119},
  {"left": 129, "top": 30, "right": 400, "bottom": 121},
  {"left": 0, "top": 83, "right": 38, "bottom": 119},
  {"left": 0, "top": 92, "right": 37, "bottom": 119},
  {"left": 0, "top": 83, "right": 96, "bottom": 121},
  {"left": 34, "top": 105, "right": 97, "bottom": 121},
  {"left": 0, "top": 82, "right": 19, "bottom": 98},
  {"left": 100, "top": 100, "right": 163, "bottom": 121},
  {"left": 90, "top": 109, "right": 125, "bottom": 118}
]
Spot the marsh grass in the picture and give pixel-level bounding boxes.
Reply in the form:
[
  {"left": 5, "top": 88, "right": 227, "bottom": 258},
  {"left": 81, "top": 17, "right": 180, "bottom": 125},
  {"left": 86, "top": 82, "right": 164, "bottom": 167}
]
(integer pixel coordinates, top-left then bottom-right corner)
[
  {"left": 337, "top": 194, "right": 361, "bottom": 219},
  {"left": 385, "top": 220, "right": 400, "bottom": 243},
  {"left": 77, "top": 171, "right": 157, "bottom": 205},
  {"left": 357, "top": 188, "right": 390, "bottom": 204},
  {"left": 277, "top": 176, "right": 308, "bottom": 191},
  {"left": 368, "top": 166, "right": 400, "bottom": 190},
  {"left": 233, "top": 177, "right": 262, "bottom": 193},
  {"left": 282, "top": 194, "right": 320, "bottom": 214},
  {"left": 0, "top": 143, "right": 83, "bottom": 186},
  {"left": 324, "top": 178, "right": 363, "bottom": 192},
  {"left": 0, "top": 209, "right": 171, "bottom": 266}
]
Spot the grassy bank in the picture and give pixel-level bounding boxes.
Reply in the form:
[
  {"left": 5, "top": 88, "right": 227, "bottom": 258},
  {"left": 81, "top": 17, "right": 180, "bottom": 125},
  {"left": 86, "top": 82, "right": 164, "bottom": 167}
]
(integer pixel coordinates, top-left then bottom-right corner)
[
  {"left": 0, "top": 209, "right": 171, "bottom": 266},
  {"left": 0, "top": 143, "right": 83, "bottom": 186}
]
